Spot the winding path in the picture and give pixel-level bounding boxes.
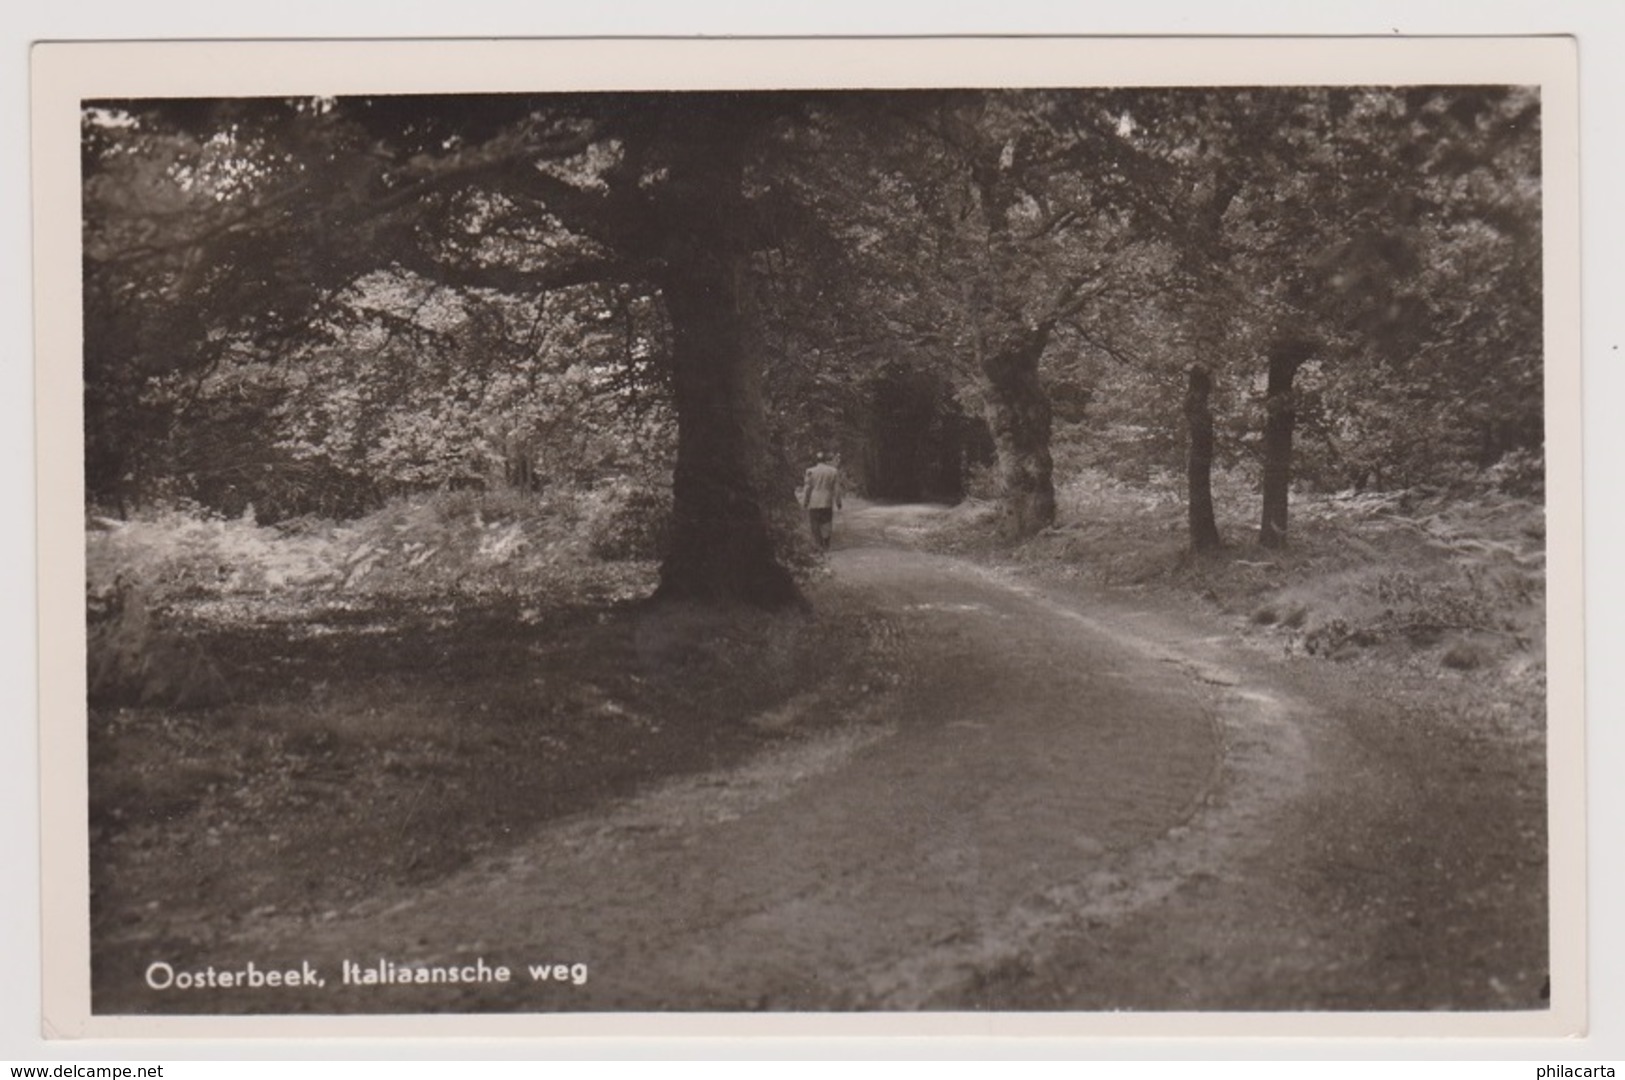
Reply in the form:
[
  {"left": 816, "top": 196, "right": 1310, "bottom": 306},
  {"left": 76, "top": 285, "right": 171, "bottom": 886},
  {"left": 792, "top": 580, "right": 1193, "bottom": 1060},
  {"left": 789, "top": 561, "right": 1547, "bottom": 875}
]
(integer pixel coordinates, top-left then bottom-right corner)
[{"left": 96, "top": 501, "right": 1548, "bottom": 1016}]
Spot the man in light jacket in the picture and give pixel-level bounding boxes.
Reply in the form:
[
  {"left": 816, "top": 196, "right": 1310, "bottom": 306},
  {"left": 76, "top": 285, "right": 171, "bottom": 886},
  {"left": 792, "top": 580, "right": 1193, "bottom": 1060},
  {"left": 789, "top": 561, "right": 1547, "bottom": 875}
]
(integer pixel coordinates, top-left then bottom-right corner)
[{"left": 801, "top": 451, "right": 843, "bottom": 552}]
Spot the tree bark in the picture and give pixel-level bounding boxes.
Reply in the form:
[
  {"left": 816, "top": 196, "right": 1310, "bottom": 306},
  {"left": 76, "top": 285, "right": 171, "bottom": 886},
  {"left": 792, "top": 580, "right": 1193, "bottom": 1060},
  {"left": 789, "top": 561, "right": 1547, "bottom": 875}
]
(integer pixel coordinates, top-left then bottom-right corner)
[
  {"left": 1184, "top": 363, "right": 1222, "bottom": 552},
  {"left": 650, "top": 104, "right": 801, "bottom": 608},
  {"left": 980, "top": 325, "right": 1057, "bottom": 538},
  {"left": 1259, "top": 339, "right": 1313, "bottom": 549}
]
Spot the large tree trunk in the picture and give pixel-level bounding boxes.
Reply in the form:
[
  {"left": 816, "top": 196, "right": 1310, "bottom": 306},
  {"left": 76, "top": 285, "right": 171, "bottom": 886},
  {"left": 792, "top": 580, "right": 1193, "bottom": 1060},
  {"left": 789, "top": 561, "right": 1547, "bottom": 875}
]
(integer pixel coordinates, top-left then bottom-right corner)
[
  {"left": 650, "top": 104, "right": 800, "bottom": 608},
  {"left": 1258, "top": 338, "right": 1313, "bottom": 549},
  {"left": 1184, "top": 363, "right": 1222, "bottom": 552},
  {"left": 980, "top": 325, "right": 1056, "bottom": 538}
]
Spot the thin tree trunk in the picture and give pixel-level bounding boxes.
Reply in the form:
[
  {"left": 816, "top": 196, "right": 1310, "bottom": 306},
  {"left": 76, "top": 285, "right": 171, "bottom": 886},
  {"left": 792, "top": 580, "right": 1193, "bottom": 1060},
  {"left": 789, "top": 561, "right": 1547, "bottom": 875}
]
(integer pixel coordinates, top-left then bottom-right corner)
[
  {"left": 1259, "top": 338, "right": 1312, "bottom": 549},
  {"left": 980, "top": 325, "right": 1056, "bottom": 538},
  {"left": 1185, "top": 363, "right": 1222, "bottom": 552}
]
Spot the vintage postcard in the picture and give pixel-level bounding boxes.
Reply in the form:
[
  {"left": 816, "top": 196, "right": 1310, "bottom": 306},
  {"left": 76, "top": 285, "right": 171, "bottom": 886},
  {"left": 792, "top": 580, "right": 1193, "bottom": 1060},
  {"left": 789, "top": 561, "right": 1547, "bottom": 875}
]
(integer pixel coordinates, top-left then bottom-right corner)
[{"left": 31, "top": 36, "right": 1582, "bottom": 1039}]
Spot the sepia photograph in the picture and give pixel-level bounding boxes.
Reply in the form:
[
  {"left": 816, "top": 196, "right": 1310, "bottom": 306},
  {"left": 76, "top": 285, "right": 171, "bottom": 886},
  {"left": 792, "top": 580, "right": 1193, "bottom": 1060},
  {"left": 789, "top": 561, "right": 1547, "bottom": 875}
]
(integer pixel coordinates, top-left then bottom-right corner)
[{"left": 32, "top": 37, "right": 1583, "bottom": 1037}]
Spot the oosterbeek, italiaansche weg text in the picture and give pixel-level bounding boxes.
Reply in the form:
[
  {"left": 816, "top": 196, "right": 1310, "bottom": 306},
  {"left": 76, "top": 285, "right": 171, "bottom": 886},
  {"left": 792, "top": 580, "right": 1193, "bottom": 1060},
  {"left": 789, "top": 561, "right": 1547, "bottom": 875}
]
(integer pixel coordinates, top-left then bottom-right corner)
[{"left": 142, "top": 957, "right": 589, "bottom": 990}]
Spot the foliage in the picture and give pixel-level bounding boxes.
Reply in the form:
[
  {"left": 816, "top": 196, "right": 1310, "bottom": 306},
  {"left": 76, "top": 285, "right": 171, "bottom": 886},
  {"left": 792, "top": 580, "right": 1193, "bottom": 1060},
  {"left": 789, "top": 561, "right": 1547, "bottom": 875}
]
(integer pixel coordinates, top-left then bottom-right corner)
[
  {"left": 87, "top": 485, "right": 671, "bottom": 611},
  {"left": 268, "top": 279, "right": 675, "bottom": 518},
  {"left": 84, "top": 483, "right": 681, "bottom": 708},
  {"left": 1102, "top": 87, "right": 1543, "bottom": 494},
  {"left": 81, "top": 87, "right": 1544, "bottom": 595},
  {"left": 87, "top": 571, "right": 230, "bottom": 709},
  {"left": 914, "top": 461, "right": 1543, "bottom": 709}
]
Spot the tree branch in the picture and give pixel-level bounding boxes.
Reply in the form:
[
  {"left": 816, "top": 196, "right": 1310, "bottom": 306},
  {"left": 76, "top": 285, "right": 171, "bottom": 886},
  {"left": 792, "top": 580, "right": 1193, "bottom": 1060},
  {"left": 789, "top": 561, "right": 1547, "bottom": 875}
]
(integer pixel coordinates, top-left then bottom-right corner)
[{"left": 385, "top": 244, "right": 632, "bottom": 298}]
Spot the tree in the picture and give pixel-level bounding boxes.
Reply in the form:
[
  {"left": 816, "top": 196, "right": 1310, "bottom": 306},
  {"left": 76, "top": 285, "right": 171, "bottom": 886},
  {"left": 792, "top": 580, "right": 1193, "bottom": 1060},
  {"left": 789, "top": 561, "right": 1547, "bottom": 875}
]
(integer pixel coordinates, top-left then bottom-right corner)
[
  {"left": 833, "top": 91, "right": 1166, "bottom": 537},
  {"left": 643, "top": 97, "right": 799, "bottom": 605},
  {"left": 84, "top": 92, "right": 819, "bottom": 606},
  {"left": 1183, "top": 363, "right": 1222, "bottom": 551},
  {"left": 83, "top": 85, "right": 1542, "bottom": 590},
  {"left": 1098, "top": 86, "right": 1542, "bottom": 544},
  {"left": 1257, "top": 336, "right": 1319, "bottom": 547}
]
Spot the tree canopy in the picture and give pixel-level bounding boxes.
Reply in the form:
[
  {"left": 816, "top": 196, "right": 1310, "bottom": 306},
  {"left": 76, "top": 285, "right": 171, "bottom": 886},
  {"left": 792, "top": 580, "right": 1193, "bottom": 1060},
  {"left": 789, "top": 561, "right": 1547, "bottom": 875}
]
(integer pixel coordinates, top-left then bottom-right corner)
[{"left": 83, "top": 85, "right": 1543, "bottom": 602}]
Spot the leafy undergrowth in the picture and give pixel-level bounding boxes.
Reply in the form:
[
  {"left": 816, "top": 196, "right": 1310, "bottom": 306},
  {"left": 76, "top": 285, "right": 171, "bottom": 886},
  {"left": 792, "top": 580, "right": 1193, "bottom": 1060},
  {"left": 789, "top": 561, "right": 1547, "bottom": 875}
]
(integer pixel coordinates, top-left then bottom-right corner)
[
  {"left": 923, "top": 468, "right": 1546, "bottom": 740},
  {"left": 86, "top": 492, "right": 880, "bottom": 949},
  {"left": 89, "top": 484, "right": 664, "bottom": 604},
  {"left": 86, "top": 488, "right": 661, "bottom": 706}
]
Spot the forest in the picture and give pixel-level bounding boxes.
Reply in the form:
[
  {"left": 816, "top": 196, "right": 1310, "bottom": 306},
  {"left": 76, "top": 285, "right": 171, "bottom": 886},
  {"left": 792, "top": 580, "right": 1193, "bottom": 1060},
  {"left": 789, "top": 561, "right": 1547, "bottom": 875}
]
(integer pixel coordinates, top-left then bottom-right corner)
[
  {"left": 81, "top": 85, "right": 1551, "bottom": 1013},
  {"left": 83, "top": 87, "right": 1540, "bottom": 590}
]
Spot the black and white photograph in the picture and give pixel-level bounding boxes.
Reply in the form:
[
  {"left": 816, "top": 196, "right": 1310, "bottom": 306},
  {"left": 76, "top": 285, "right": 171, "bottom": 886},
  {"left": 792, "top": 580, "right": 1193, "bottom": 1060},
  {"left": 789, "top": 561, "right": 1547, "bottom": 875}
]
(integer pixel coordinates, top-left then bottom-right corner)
[{"left": 32, "top": 37, "right": 1583, "bottom": 1037}]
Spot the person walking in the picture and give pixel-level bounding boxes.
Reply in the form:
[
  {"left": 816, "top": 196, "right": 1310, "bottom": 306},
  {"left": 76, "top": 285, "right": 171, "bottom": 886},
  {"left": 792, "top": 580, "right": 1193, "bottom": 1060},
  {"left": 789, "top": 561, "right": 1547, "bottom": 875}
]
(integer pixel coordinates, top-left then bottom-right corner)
[{"left": 801, "top": 451, "right": 843, "bottom": 551}]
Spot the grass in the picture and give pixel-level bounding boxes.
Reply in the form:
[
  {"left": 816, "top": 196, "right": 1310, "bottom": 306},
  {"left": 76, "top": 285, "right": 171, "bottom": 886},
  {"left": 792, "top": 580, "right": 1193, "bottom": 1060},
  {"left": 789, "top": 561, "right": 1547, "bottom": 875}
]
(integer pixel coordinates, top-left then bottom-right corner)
[
  {"left": 85, "top": 490, "right": 882, "bottom": 949},
  {"left": 922, "top": 467, "right": 1547, "bottom": 735}
]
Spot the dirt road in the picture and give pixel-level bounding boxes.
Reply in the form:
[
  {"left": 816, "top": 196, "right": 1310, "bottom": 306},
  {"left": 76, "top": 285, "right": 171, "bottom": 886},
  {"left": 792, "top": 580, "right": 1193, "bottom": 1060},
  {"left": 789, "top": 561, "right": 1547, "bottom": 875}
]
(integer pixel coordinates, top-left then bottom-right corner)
[{"left": 97, "top": 502, "right": 1547, "bottom": 1014}]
